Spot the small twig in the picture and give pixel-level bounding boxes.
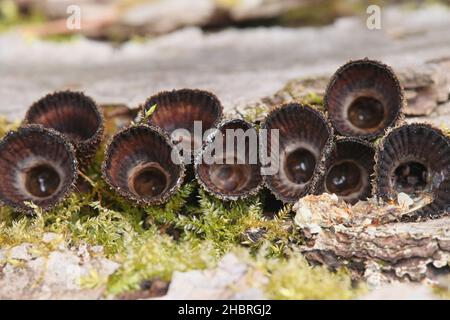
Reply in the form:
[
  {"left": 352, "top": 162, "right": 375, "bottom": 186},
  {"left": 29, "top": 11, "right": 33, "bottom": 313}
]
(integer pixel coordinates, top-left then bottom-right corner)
[
  {"left": 77, "top": 169, "right": 103, "bottom": 206},
  {"left": 77, "top": 170, "right": 96, "bottom": 188}
]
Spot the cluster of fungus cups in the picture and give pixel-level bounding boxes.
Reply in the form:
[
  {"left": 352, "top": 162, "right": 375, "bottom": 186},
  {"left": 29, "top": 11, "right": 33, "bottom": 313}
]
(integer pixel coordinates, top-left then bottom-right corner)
[
  {"left": 260, "top": 66, "right": 396, "bottom": 208},
  {"left": 321, "top": 59, "right": 450, "bottom": 220},
  {"left": 0, "top": 91, "right": 104, "bottom": 213},
  {"left": 103, "top": 89, "right": 267, "bottom": 204},
  {"left": 0, "top": 59, "right": 449, "bottom": 222},
  {"left": 102, "top": 89, "right": 225, "bottom": 205}
]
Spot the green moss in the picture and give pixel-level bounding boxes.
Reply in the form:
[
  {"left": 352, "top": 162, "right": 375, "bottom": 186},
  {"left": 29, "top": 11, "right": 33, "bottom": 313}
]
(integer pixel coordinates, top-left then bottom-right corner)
[
  {"left": 0, "top": 116, "right": 19, "bottom": 137},
  {"left": 0, "top": 0, "right": 75, "bottom": 42},
  {"left": 0, "top": 0, "right": 45, "bottom": 33},
  {"left": 280, "top": 1, "right": 342, "bottom": 26},
  {"left": 145, "top": 187, "right": 295, "bottom": 256},
  {"left": 433, "top": 286, "right": 450, "bottom": 299},
  {"left": 238, "top": 249, "right": 366, "bottom": 300},
  {"left": 0, "top": 0, "right": 20, "bottom": 31},
  {"left": 262, "top": 253, "right": 365, "bottom": 299},
  {"left": 0, "top": 187, "right": 216, "bottom": 295},
  {"left": 432, "top": 278, "right": 450, "bottom": 299},
  {"left": 278, "top": 0, "right": 384, "bottom": 27},
  {"left": 301, "top": 92, "right": 324, "bottom": 106},
  {"left": 214, "top": 0, "right": 242, "bottom": 9},
  {"left": 106, "top": 230, "right": 216, "bottom": 295},
  {"left": 243, "top": 103, "right": 269, "bottom": 123},
  {"left": 41, "top": 34, "right": 81, "bottom": 43}
]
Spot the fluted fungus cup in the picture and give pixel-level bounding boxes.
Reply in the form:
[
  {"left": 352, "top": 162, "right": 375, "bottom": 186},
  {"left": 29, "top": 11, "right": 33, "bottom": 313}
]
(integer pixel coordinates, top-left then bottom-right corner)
[
  {"left": 375, "top": 123, "right": 450, "bottom": 220},
  {"left": 325, "top": 59, "right": 404, "bottom": 139},
  {"left": 24, "top": 91, "right": 104, "bottom": 165},
  {"left": 315, "top": 137, "right": 375, "bottom": 204},
  {"left": 261, "top": 103, "right": 334, "bottom": 203},
  {"left": 195, "top": 119, "right": 263, "bottom": 200},
  {"left": 143, "top": 89, "right": 223, "bottom": 159},
  {"left": 0, "top": 125, "right": 78, "bottom": 213},
  {"left": 102, "top": 124, "right": 185, "bottom": 205}
]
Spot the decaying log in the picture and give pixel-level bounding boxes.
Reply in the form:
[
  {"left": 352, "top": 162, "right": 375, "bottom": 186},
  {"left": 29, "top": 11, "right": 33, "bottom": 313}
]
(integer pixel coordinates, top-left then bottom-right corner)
[
  {"left": 293, "top": 194, "right": 450, "bottom": 287},
  {"left": 235, "top": 58, "right": 450, "bottom": 121}
]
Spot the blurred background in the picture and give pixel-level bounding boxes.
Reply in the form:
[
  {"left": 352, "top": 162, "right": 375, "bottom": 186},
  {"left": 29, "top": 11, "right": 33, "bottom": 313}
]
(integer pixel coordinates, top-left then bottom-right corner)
[
  {"left": 2, "top": 0, "right": 450, "bottom": 39},
  {"left": 1, "top": 0, "right": 450, "bottom": 123}
]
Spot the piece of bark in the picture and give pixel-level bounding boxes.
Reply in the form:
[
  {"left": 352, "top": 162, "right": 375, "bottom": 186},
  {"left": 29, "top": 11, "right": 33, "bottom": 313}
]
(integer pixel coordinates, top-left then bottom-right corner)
[
  {"left": 398, "top": 59, "right": 450, "bottom": 116},
  {"left": 293, "top": 194, "right": 450, "bottom": 287}
]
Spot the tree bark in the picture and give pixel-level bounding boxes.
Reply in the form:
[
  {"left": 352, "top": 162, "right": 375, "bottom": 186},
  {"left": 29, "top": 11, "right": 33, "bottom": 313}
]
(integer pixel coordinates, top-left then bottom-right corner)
[{"left": 294, "top": 194, "right": 450, "bottom": 287}]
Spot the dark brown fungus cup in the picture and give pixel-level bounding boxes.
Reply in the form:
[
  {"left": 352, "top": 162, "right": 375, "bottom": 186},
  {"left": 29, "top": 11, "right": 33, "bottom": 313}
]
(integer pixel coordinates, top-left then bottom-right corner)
[
  {"left": 324, "top": 59, "right": 404, "bottom": 139},
  {"left": 374, "top": 123, "right": 450, "bottom": 221},
  {"left": 0, "top": 125, "right": 78, "bottom": 213},
  {"left": 314, "top": 137, "right": 375, "bottom": 204},
  {"left": 24, "top": 91, "right": 104, "bottom": 165},
  {"left": 102, "top": 124, "right": 185, "bottom": 205},
  {"left": 143, "top": 89, "right": 223, "bottom": 158},
  {"left": 195, "top": 119, "right": 263, "bottom": 200},
  {"left": 261, "top": 103, "right": 334, "bottom": 203}
]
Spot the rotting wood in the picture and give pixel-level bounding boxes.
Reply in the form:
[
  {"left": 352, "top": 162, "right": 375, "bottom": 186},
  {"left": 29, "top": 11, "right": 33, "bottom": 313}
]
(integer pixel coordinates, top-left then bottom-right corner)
[{"left": 293, "top": 194, "right": 450, "bottom": 287}]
